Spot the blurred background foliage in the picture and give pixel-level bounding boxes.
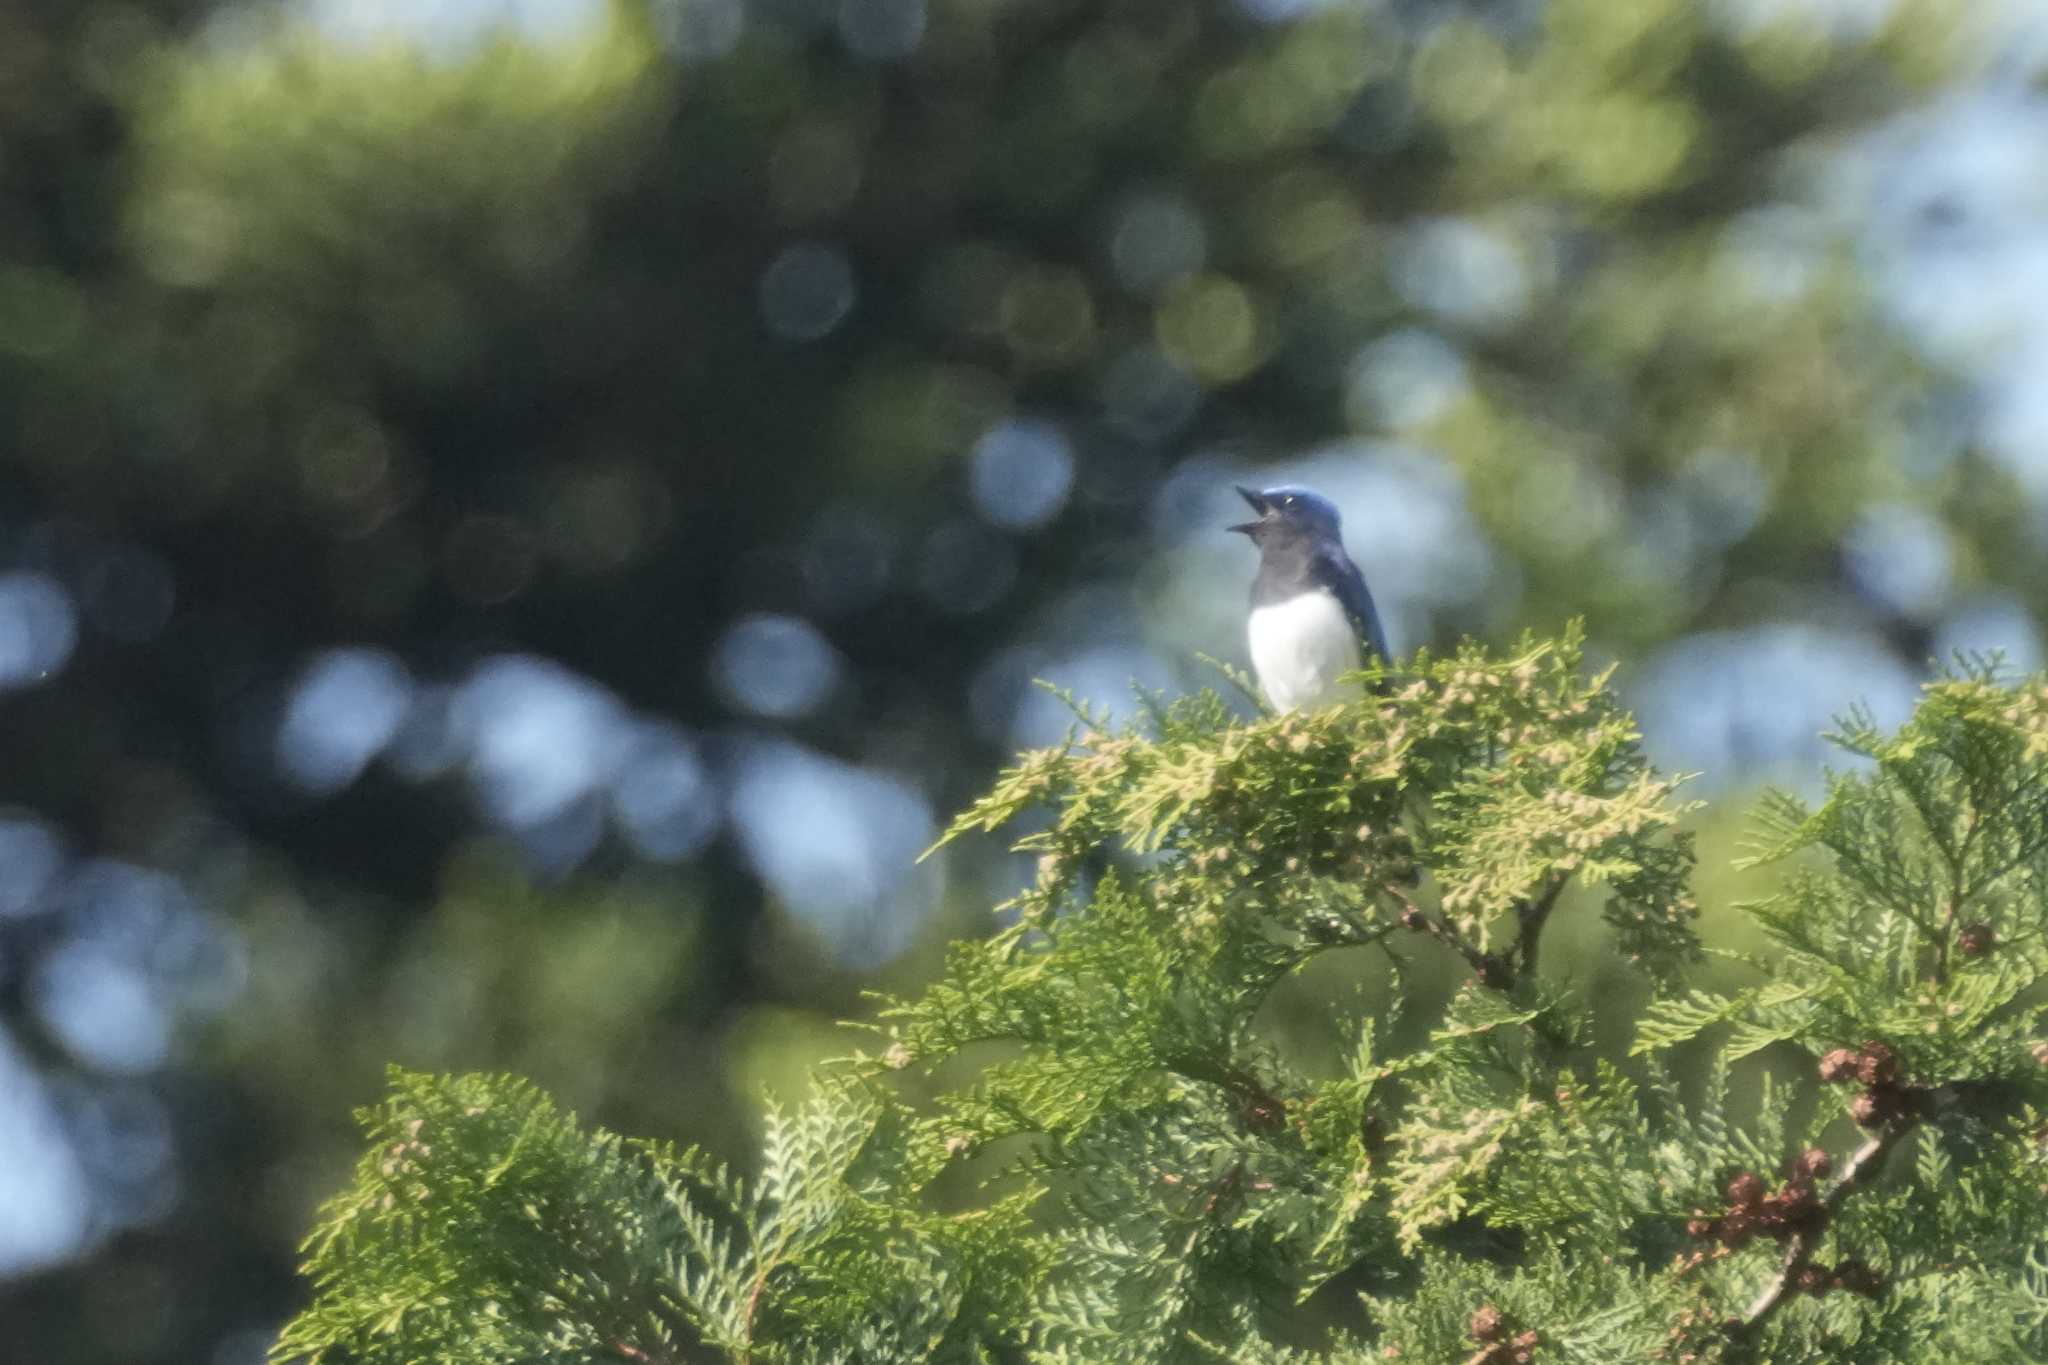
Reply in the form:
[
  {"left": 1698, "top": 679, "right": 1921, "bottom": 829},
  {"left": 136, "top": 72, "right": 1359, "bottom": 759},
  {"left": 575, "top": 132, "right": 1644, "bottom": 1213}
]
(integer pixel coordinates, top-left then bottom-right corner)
[{"left": 3, "top": 0, "right": 2048, "bottom": 1358}]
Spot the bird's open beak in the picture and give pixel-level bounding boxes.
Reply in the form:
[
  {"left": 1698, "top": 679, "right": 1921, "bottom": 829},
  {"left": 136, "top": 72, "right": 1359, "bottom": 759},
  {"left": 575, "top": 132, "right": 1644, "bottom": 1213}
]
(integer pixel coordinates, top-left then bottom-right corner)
[{"left": 1229, "top": 485, "right": 1267, "bottom": 536}]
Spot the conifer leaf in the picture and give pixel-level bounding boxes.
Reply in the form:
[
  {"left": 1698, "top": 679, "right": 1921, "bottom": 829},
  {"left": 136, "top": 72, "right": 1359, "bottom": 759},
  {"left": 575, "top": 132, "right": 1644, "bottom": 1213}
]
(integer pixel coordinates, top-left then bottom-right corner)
[{"left": 278, "top": 647, "right": 2048, "bottom": 1365}]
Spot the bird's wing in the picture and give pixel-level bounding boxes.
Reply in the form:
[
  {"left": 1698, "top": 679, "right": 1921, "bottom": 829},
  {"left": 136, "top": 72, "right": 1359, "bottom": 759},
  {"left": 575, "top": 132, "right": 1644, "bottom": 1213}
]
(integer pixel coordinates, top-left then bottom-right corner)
[{"left": 1313, "top": 547, "right": 1391, "bottom": 664}]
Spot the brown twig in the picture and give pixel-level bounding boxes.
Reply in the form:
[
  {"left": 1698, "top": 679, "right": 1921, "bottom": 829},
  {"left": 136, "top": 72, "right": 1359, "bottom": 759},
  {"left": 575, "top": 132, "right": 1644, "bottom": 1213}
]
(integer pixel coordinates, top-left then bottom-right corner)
[
  {"left": 1725, "top": 1127, "right": 1899, "bottom": 1344},
  {"left": 1381, "top": 873, "right": 1571, "bottom": 993},
  {"left": 1724, "top": 1075, "right": 2021, "bottom": 1350},
  {"left": 1164, "top": 1055, "right": 1289, "bottom": 1133},
  {"left": 1512, "top": 874, "right": 1569, "bottom": 979},
  {"left": 1934, "top": 805, "right": 1979, "bottom": 985},
  {"left": 1669, "top": 1244, "right": 1733, "bottom": 1280},
  {"left": 1381, "top": 880, "right": 1497, "bottom": 983}
]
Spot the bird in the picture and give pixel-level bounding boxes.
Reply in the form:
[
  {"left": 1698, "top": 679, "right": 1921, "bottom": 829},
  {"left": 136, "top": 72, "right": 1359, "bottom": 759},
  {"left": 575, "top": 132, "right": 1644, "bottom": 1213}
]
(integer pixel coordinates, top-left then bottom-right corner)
[{"left": 1228, "top": 484, "right": 1391, "bottom": 712}]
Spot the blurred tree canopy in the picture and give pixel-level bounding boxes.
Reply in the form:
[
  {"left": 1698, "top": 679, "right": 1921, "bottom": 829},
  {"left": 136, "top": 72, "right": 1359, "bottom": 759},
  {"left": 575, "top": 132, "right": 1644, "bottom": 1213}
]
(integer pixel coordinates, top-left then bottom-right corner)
[{"left": 0, "top": 0, "right": 2039, "bottom": 1360}]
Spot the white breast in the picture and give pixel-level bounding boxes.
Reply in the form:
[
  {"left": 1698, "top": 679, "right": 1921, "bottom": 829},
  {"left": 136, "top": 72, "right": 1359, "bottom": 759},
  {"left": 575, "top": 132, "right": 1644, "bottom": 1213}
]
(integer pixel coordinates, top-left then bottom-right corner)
[{"left": 1248, "top": 590, "right": 1363, "bottom": 713}]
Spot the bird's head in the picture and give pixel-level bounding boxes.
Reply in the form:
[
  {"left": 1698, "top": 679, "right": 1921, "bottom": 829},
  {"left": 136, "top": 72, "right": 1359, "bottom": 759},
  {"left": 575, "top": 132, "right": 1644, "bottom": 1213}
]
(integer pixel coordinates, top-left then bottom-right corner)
[{"left": 1229, "top": 484, "right": 1343, "bottom": 543}]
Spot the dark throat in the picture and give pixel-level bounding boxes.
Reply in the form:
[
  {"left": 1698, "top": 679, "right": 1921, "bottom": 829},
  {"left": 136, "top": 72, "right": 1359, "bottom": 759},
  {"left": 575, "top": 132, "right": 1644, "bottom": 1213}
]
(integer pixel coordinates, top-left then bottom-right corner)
[{"left": 1248, "top": 530, "right": 1320, "bottom": 608}]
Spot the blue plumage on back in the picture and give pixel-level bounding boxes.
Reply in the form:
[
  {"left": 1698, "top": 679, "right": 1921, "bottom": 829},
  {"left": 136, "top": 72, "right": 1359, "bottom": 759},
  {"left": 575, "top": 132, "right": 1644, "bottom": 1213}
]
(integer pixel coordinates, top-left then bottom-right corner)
[{"left": 1311, "top": 543, "right": 1392, "bottom": 666}]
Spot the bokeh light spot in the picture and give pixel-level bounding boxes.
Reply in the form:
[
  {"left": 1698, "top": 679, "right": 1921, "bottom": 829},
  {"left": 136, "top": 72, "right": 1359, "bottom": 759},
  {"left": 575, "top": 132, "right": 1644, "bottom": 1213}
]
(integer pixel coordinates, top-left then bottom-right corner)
[
  {"left": 0, "top": 573, "right": 78, "bottom": 692},
  {"left": 727, "top": 739, "right": 937, "bottom": 966},
  {"left": 1252, "top": 169, "right": 1366, "bottom": 267},
  {"left": 276, "top": 648, "right": 415, "bottom": 796},
  {"left": 969, "top": 419, "right": 1075, "bottom": 531},
  {"left": 1412, "top": 21, "right": 1509, "bottom": 126},
  {"left": 1008, "top": 642, "right": 1177, "bottom": 750},
  {"left": 1844, "top": 502, "right": 1952, "bottom": 618},
  {"left": 1678, "top": 446, "right": 1772, "bottom": 547},
  {"left": 64, "top": 1083, "right": 175, "bottom": 1218},
  {"left": 610, "top": 724, "right": 719, "bottom": 862},
  {"left": 1345, "top": 330, "right": 1470, "bottom": 431},
  {"left": 0, "top": 1037, "right": 91, "bottom": 1276},
  {"left": 711, "top": 614, "right": 843, "bottom": 719},
  {"left": 838, "top": 0, "right": 925, "bottom": 61},
  {"left": 1109, "top": 193, "right": 1209, "bottom": 295},
  {"left": 655, "top": 0, "right": 745, "bottom": 61},
  {"left": 456, "top": 656, "right": 633, "bottom": 831},
  {"left": 1933, "top": 595, "right": 2043, "bottom": 674},
  {"left": 304, "top": 0, "right": 608, "bottom": 52},
  {"left": 32, "top": 942, "right": 169, "bottom": 1075},
  {"left": 1156, "top": 274, "right": 1263, "bottom": 382},
  {"left": 0, "top": 818, "right": 65, "bottom": 918},
  {"left": 1391, "top": 218, "right": 1528, "bottom": 330},
  {"left": 998, "top": 266, "right": 1097, "bottom": 368},
  {"left": 1630, "top": 627, "right": 1921, "bottom": 790},
  {"left": 760, "top": 242, "right": 859, "bottom": 343}
]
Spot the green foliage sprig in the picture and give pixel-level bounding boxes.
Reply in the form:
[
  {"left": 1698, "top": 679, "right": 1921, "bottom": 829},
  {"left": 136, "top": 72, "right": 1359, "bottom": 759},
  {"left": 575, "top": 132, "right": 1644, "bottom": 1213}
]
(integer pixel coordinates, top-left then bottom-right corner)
[{"left": 277, "top": 641, "right": 2048, "bottom": 1364}]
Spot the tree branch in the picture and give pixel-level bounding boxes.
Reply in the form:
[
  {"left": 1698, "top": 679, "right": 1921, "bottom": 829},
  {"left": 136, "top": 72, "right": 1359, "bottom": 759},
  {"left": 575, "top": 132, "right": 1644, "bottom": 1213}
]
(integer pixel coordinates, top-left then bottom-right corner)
[
  {"left": 1512, "top": 874, "right": 1570, "bottom": 979},
  {"left": 1722, "top": 1073, "right": 2026, "bottom": 1354},
  {"left": 1724, "top": 1125, "right": 1900, "bottom": 1347},
  {"left": 1380, "top": 880, "right": 1499, "bottom": 985},
  {"left": 1934, "top": 804, "right": 1980, "bottom": 985}
]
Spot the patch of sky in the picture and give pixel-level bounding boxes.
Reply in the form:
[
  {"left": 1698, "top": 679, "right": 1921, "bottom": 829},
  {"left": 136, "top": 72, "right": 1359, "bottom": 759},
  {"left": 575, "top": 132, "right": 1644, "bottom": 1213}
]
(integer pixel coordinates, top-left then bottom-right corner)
[
  {"left": 1839, "top": 84, "right": 2048, "bottom": 505},
  {"left": 0, "top": 1033, "right": 92, "bottom": 1277},
  {"left": 1005, "top": 641, "right": 1181, "bottom": 750},
  {"left": 302, "top": 0, "right": 607, "bottom": 52},
  {"left": 724, "top": 737, "right": 938, "bottom": 966},
  {"left": 1627, "top": 625, "right": 1922, "bottom": 793},
  {"left": 1931, "top": 594, "right": 2044, "bottom": 675},
  {"left": 1843, "top": 502, "right": 1953, "bottom": 619},
  {"left": 1713, "top": 0, "right": 1895, "bottom": 43}
]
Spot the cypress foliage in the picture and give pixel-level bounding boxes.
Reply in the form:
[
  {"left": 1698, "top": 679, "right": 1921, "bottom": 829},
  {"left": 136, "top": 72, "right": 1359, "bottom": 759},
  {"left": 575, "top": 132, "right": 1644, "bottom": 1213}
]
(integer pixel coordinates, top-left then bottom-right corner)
[{"left": 275, "top": 634, "right": 2048, "bottom": 1363}]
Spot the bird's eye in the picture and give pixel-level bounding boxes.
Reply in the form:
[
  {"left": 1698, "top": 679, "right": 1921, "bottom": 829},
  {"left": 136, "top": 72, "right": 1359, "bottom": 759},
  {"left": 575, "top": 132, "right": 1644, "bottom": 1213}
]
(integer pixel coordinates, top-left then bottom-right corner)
[{"left": 1282, "top": 496, "right": 1296, "bottom": 507}]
